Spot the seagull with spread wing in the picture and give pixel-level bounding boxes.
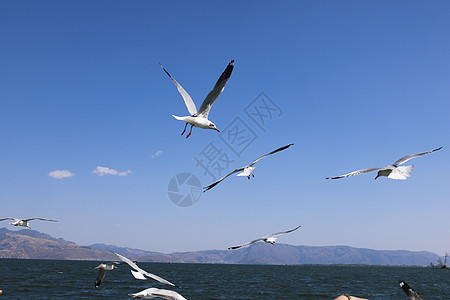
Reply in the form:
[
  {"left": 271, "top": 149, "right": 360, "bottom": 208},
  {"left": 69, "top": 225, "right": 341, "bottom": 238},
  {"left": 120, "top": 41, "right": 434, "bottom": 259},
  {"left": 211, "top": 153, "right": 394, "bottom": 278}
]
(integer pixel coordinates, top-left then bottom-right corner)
[
  {"left": 129, "top": 287, "right": 187, "bottom": 300},
  {"left": 326, "top": 147, "right": 442, "bottom": 180},
  {"left": 203, "top": 143, "right": 294, "bottom": 192},
  {"left": 111, "top": 251, "right": 175, "bottom": 287},
  {"left": 160, "top": 60, "right": 234, "bottom": 138},
  {"left": 228, "top": 225, "right": 301, "bottom": 250},
  {"left": 0, "top": 217, "right": 57, "bottom": 229},
  {"left": 94, "top": 262, "right": 126, "bottom": 288},
  {"left": 399, "top": 280, "right": 422, "bottom": 300}
]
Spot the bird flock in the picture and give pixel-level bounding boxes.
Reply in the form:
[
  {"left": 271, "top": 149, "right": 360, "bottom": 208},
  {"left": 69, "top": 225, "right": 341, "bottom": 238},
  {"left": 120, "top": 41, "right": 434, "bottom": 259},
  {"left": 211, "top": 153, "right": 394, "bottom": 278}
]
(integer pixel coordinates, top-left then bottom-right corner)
[{"left": 1, "top": 59, "right": 443, "bottom": 299}]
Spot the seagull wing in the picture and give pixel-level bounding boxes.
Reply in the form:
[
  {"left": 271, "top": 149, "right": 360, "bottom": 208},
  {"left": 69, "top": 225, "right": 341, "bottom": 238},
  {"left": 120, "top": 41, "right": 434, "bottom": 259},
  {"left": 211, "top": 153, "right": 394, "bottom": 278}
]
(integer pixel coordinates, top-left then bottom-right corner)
[
  {"left": 111, "top": 251, "right": 140, "bottom": 270},
  {"left": 129, "top": 288, "right": 157, "bottom": 299},
  {"left": 249, "top": 143, "right": 294, "bottom": 166},
  {"left": 152, "top": 289, "right": 188, "bottom": 300},
  {"left": 270, "top": 225, "right": 302, "bottom": 237},
  {"left": 111, "top": 251, "right": 175, "bottom": 286},
  {"left": 0, "top": 218, "right": 16, "bottom": 221},
  {"left": 399, "top": 280, "right": 422, "bottom": 300},
  {"left": 326, "top": 167, "right": 384, "bottom": 179},
  {"left": 131, "top": 270, "right": 146, "bottom": 280},
  {"left": 94, "top": 268, "right": 107, "bottom": 288},
  {"left": 22, "top": 218, "right": 57, "bottom": 222},
  {"left": 394, "top": 147, "right": 442, "bottom": 165},
  {"left": 142, "top": 270, "right": 176, "bottom": 287},
  {"left": 197, "top": 60, "right": 234, "bottom": 118},
  {"left": 203, "top": 168, "right": 244, "bottom": 192},
  {"left": 160, "top": 63, "right": 197, "bottom": 115},
  {"left": 228, "top": 238, "right": 264, "bottom": 250}
]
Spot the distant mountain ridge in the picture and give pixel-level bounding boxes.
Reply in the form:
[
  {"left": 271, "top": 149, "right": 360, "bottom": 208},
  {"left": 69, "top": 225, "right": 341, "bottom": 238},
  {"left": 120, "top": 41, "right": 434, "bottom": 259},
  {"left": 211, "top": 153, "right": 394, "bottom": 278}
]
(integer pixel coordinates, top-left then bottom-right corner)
[
  {"left": 0, "top": 228, "right": 440, "bottom": 265},
  {"left": 89, "top": 243, "right": 438, "bottom": 266},
  {"left": 0, "top": 228, "right": 116, "bottom": 260}
]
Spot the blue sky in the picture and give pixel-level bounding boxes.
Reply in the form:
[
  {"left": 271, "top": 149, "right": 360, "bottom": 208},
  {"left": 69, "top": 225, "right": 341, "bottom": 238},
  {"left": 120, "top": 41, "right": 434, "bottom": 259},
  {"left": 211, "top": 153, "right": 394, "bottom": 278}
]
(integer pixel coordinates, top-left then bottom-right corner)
[{"left": 1, "top": 1, "right": 449, "bottom": 255}]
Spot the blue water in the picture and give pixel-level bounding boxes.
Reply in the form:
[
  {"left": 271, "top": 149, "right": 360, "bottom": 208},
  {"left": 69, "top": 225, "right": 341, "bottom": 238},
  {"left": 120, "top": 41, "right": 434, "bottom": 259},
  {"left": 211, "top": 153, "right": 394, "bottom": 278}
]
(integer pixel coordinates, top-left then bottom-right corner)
[{"left": 0, "top": 259, "right": 449, "bottom": 299}]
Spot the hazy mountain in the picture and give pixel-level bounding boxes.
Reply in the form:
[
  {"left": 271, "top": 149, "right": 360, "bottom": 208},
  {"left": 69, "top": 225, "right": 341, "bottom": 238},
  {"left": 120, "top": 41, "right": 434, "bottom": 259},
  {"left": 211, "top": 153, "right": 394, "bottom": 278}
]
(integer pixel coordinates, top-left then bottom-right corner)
[
  {"left": 0, "top": 228, "right": 439, "bottom": 265},
  {"left": 89, "top": 239, "right": 439, "bottom": 266},
  {"left": 88, "top": 243, "right": 163, "bottom": 258},
  {"left": 0, "top": 228, "right": 115, "bottom": 260}
]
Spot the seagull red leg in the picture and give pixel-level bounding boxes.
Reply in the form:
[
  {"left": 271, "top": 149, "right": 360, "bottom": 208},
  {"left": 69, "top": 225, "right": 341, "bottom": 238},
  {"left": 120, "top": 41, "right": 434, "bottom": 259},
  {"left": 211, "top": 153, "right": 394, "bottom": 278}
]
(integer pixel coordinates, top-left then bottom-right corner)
[
  {"left": 252, "top": 173, "right": 254, "bottom": 177},
  {"left": 186, "top": 125, "right": 194, "bottom": 138}
]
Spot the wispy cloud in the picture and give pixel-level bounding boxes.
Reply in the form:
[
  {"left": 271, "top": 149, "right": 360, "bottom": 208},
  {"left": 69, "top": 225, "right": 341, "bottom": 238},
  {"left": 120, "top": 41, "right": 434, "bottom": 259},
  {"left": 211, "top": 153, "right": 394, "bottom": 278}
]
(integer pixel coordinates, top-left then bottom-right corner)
[
  {"left": 48, "top": 170, "right": 75, "bottom": 179},
  {"left": 151, "top": 150, "right": 163, "bottom": 159},
  {"left": 93, "top": 166, "right": 132, "bottom": 176}
]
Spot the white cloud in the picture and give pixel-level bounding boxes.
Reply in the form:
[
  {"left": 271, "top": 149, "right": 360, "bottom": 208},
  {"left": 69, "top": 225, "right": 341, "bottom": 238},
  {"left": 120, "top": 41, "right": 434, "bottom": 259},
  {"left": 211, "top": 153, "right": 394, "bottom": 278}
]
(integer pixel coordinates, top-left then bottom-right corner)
[
  {"left": 93, "top": 166, "right": 132, "bottom": 176},
  {"left": 48, "top": 170, "right": 75, "bottom": 179},
  {"left": 151, "top": 150, "right": 163, "bottom": 159}
]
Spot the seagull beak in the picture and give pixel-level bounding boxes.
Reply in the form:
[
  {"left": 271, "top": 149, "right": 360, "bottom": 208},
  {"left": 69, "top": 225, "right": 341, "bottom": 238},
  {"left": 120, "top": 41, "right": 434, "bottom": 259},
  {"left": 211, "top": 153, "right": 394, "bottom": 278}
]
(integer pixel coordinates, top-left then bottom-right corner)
[{"left": 214, "top": 128, "right": 220, "bottom": 132}]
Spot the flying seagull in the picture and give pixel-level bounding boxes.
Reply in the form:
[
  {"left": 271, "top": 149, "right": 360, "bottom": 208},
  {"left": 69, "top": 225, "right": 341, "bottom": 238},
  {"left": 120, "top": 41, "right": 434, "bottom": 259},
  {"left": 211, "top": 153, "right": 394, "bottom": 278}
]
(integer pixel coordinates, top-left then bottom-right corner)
[
  {"left": 111, "top": 251, "right": 175, "bottom": 286},
  {"left": 160, "top": 60, "right": 234, "bottom": 138},
  {"left": 399, "top": 280, "right": 422, "bottom": 300},
  {"left": 326, "top": 147, "right": 442, "bottom": 180},
  {"left": 228, "top": 225, "right": 301, "bottom": 250},
  {"left": 94, "top": 262, "right": 126, "bottom": 288},
  {"left": 0, "top": 217, "right": 57, "bottom": 229},
  {"left": 129, "top": 288, "right": 187, "bottom": 300},
  {"left": 203, "top": 143, "right": 294, "bottom": 192}
]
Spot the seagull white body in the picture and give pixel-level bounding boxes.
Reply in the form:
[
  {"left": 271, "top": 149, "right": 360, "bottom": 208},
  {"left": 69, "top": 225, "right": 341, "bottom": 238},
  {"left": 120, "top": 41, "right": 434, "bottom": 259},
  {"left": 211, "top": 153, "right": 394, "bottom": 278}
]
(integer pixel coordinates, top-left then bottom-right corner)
[
  {"left": 129, "top": 288, "right": 187, "bottom": 300},
  {"left": 160, "top": 60, "right": 234, "bottom": 138},
  {"left": 326, "top": 147, "right": 442, "bottom": 180},
  {"left": 203, "top": 144, "right": 294, "bottom": 192},
  {"left": 0, "top": 217, "right": 57, "bottom": 229},
  {"left": 172, "top": 115, "right": 213, "bottom": 130},
  {"left": 236, "top": 166, "right": 256, "bottom": 177},
  {"left": 228, "top": 225, "right": 301, "bottom": 250},
  {"left": 111, "top": 251, "right": 175, "bottom": 286},
  {"left": 399, "top": 280, "right": 422, "bottom": 300},
  {"left": 94, "top": 262, "right": 124, "bottom": 288}
]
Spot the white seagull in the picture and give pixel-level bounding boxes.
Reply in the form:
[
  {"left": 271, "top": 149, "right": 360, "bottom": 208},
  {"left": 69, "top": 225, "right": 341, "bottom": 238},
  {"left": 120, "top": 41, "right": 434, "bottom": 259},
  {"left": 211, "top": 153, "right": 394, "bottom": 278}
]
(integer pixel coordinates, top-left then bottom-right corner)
[
  {"left": 399, "top": 280, "right": 422, "bottom": 300},
  {"left": 111, "top": 251, "right": 175, "bottom": 286},
  {"left": 0, "top": 217, "right": 57, "bottom": 229},
  {"left": 94, "top": 262, "right": 125, "bottom": 288},
  {"left": 326, "top": 147, "right": 442, "bottom": 180},
  {"left": 129, "top": 288, "right": 187, "bottom": 300},
  {"left": 160, "top": 60, "right": 234, "bottom": 138},
  {"left": 228, "top": 225, "right": 301, "bottom": 250},
  {"left": 203, "top": 143, "right": 294, "bottom": 192}
]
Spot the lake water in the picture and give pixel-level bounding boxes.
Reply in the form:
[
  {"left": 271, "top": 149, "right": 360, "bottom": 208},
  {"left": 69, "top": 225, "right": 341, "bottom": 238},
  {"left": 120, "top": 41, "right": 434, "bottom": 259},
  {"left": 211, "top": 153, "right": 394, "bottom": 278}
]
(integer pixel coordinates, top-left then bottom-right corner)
[{"left": 0, "top": 259, "right": 449, "bottom": 299}]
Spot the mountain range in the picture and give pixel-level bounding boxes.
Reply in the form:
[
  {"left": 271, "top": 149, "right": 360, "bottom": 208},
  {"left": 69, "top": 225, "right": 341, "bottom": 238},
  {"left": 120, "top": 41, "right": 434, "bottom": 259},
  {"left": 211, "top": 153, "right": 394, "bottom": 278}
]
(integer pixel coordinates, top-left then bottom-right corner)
[{"left": 0, "top": 227, "right": 440, "bottom": 265}]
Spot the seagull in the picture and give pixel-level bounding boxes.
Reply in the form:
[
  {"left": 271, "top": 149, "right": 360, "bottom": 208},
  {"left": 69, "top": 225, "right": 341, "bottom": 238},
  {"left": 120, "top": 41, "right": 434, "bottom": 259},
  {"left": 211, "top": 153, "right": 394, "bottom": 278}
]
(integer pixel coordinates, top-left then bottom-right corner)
[
  {"left": 399, "top": 280, "right": 422, "bottom": 300},
  {"left": 0, "top": 217, "right": 57, "bottom": 229},
  {"left": 94, "top": 262, "right": 125, "bottom": 288},
  {"left": 228, "top": 225, "right": 301, "bottom": 250},
  {"left": 160, "top": 60, "right": 234, "bottom": 138},
  {"left": 129, "top": 288, "right": 187, "bottom": 300},
  {"left": 203, "top": 143, "right": 294, "bottom": 192},
  {"left": 326, "top": 147, "right": 442, "bottom": 180},
  {"left": 111, "top": 251, "right": 175, "bottom": 286}
]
